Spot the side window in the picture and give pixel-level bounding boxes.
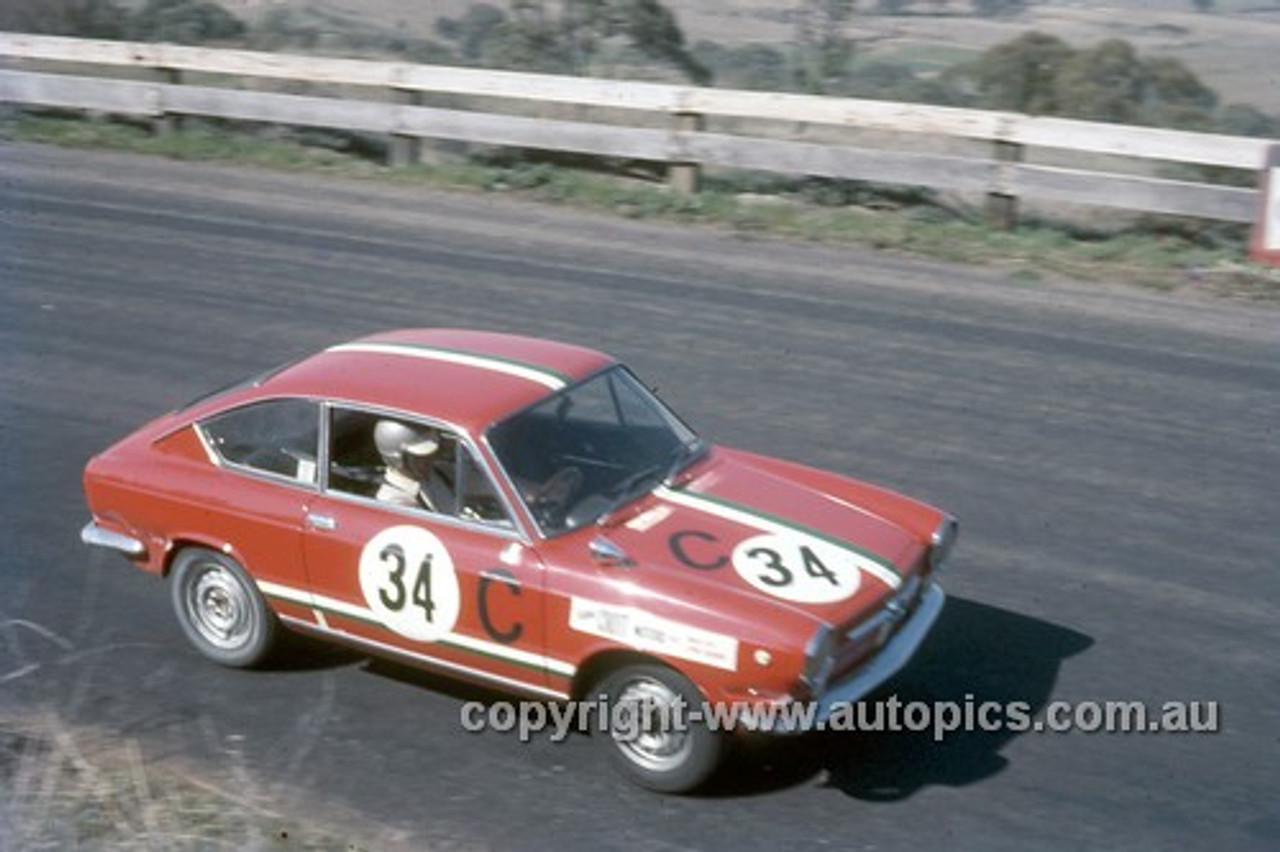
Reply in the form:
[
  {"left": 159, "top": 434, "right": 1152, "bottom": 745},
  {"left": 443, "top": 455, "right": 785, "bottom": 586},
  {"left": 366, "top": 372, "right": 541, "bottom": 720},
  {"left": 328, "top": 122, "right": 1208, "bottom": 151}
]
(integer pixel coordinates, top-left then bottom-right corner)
[
  {"left": 199, "top": 399, "right": 319, "bottom": 484},
  {"left": 326, "top": 408, "right": 512, "bottom": 529}
]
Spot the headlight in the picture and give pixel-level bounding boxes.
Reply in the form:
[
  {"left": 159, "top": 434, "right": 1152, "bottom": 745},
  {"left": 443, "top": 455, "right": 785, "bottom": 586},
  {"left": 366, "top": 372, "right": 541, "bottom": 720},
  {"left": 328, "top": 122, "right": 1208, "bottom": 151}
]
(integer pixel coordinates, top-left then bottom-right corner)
[{"left": 929, "top": 515, "right": 959, "bottom": 572}]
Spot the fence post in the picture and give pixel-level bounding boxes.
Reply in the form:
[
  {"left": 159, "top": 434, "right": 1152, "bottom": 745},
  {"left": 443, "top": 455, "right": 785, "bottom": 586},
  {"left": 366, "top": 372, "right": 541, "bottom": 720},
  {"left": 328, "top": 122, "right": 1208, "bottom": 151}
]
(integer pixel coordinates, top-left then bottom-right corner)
[
  {"left": 152, "top": 66, "right": 181, "bottom": 136},
  {"left": 669, "top": 110, "right": 702, "bottom": 193},
  {"left": 390, "top": 87, "right": 421, "bottom": 167},
  {"left": 985, "top": 137, "right": 1024, "bottom": 230}
]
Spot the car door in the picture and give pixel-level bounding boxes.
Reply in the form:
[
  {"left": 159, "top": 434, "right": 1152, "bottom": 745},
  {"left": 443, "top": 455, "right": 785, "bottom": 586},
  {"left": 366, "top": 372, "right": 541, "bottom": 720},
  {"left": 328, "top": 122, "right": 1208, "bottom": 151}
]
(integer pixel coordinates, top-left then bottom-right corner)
[{"left": 298, "top": 404, "right": 567, "bottom": 699}]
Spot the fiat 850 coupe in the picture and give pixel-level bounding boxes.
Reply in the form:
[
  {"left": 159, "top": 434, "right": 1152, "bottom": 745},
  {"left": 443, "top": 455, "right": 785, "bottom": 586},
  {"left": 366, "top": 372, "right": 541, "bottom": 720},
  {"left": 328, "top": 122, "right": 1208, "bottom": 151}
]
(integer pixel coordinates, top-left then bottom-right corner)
[{"left": 81, "top": 329, "right": 957, "bottom": 792}]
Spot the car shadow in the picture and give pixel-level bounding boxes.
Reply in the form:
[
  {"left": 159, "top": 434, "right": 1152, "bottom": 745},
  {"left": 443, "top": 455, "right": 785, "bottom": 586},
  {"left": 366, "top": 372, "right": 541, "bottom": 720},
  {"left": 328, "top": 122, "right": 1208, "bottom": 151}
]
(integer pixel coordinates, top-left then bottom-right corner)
[
  {"left": 265, "top": 630, "right": 532, "bottom": 705},
  {"left": 708, "top": 595, "right": 1094, "bottom": 799},
  {"left": 266, "top": 595, "right": 1092, "bottom": 801},
  {"left": 360, "top": 656, "right": 522, "bottom": 707},
  {"left": 257, "top": 631, "right": 367, "bottom": 672}
]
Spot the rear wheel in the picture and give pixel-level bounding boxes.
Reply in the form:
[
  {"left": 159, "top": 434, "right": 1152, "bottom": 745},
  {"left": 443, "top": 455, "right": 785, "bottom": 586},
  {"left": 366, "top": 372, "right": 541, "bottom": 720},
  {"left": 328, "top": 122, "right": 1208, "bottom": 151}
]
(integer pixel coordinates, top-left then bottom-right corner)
[
  {"left": 596, "top": 663, "right": 725, "bottom": 793},
  {"left": 170, "top": 548, "right": 277, "bottom": 668}
]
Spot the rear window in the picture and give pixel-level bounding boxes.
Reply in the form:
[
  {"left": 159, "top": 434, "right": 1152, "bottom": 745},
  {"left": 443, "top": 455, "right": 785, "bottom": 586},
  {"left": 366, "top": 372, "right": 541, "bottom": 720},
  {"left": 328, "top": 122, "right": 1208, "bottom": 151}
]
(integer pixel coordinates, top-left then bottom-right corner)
[{"left": 199, "top": 398, "right": 320, "bottom": 484}]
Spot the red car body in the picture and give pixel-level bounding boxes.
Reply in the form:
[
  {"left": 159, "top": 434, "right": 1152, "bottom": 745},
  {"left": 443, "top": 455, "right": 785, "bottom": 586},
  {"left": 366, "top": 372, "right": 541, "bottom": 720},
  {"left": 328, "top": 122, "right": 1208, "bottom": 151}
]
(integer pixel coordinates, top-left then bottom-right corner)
[{"left": 82, "top": 329, "right": 956, "bottom": 791}]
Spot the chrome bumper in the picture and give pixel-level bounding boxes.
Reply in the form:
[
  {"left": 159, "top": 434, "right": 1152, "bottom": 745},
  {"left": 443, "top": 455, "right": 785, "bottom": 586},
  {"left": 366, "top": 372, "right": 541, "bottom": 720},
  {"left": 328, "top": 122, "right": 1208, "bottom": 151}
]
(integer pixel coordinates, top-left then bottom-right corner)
[
  {"left": 743, "top": 582, "right": 946, "bottom": 734},
  {"left": 744, "top": 584, "right": 946, "bottom": 735},
  {"left": 811, "top": 582, "right": 946, "bottom": 723},
  {"left": 80, "top": 521, "right": 147, "bottom": 557}
]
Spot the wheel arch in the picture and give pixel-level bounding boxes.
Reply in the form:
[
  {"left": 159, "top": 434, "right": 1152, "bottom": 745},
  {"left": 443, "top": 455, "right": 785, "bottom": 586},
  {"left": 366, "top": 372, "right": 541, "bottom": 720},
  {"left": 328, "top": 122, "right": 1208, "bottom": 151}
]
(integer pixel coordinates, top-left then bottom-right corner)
[
  {"left": 161, "top": 535, "right": 243, "bottom": 578},
  {"left": 570, "top": 648, "right": 707, "bottom": 702}
]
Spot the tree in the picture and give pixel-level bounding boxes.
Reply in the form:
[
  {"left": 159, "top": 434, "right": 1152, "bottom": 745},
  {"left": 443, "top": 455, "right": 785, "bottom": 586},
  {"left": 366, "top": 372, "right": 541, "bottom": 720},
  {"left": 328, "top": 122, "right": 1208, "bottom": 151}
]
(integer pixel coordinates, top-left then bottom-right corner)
[
  {"left": 436, "top": 4, "right": 509, "bottom": 62},
  {"left": 472, "top": 0, "right": 708, "bottom": 83},
  {"left": 128, "top": 0, "right": 246, "bottom": 44},
  {"left": 694, "top": 41, "right": 791, "bottom": 91},
  {"left": 617, "top": 0, "right": 710, "bottom": 83},
  {"left": 1218, "top": 104, "right": 1279, "bottom": 138},
  {"left": 1139, "top": 55, "right": 1217, "bottom": 128},
  {"left": 485, "top": 1, "right": 568, "bottom": 73},
  {"left": 956, "top": 34, "right": 1224, "bottom": 129},
  {"left": 956, "top": 31, "right": 1073, "bottom": 114},
  {"left": 0, "top": 0, "right": 128, "bottom": 38},
  {"left": 1054, "top": 39, "right": 1145, "bottom": 123},
  {"left": 972, "top": 0, "right": 1029, "bottom": 18},
  {"left": 792, "top": 0, "right": 856, "bottom": 93},
  {"left": 1142, "top": 56, "right": 1216, "bottom": 111},
  {"left": 874, "top": 0, "right": 909, "bottom": 14}
]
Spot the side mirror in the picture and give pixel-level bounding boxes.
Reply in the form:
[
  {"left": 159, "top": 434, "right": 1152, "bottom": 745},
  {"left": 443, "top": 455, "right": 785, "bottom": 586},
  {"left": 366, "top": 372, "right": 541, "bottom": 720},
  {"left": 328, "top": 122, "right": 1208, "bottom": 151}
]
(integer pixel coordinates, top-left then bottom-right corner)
[{"left": 589, "top": 535, "right": 633, "bottom": 569}]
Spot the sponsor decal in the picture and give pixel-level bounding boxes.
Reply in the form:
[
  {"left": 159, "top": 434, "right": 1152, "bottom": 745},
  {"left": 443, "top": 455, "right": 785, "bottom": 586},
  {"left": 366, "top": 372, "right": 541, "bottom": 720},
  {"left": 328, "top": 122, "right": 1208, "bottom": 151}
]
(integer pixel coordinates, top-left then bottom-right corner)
[
  {"left": 569, "top": 597, "right": 739, "bottom": 671},
  {"left": 625, "top": 505, "right": 674, "bottom": 532}
]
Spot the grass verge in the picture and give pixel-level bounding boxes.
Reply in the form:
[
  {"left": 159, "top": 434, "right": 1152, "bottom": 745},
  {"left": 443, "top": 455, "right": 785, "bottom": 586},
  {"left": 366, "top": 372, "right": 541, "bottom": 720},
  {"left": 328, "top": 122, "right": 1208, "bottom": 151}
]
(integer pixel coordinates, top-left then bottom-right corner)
[
  {"left": 5, "top": 113, "right": 1279, "bottom": 302},
  {"left": 1, "top": 714, "right": 366, "bottom": 851}
]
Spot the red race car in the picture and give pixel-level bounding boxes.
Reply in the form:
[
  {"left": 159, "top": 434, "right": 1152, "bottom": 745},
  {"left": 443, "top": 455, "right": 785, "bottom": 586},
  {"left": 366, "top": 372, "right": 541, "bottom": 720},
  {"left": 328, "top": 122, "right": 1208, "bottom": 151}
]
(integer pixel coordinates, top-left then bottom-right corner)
[{"left": 82, "top": 329, "right": 957, "bottom": 792}]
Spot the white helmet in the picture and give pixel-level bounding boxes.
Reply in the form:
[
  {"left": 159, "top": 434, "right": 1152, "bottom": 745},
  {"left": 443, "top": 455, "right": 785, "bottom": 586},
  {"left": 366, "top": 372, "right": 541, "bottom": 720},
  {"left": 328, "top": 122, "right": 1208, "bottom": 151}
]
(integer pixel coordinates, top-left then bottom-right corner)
[{"left": 374, "top": 420, "right": 439, "bottom": 469}]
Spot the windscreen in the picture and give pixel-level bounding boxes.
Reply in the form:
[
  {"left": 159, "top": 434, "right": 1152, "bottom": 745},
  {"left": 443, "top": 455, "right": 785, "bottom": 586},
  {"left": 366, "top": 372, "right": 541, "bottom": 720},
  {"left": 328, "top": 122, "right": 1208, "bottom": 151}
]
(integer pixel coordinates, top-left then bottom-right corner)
[{"left": 487, "top": 366, "right": 702, "bottom": 536}]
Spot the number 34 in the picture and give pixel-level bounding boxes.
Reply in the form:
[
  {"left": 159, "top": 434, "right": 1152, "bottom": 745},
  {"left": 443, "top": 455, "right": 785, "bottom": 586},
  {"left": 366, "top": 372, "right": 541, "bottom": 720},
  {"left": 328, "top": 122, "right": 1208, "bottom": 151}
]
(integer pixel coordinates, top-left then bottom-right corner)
[
  {"left": 744, "top": 544, "right": 840, "bottom": 588},
  {"left": 378, "top": 543, "right": 436, "bottom": 622}
]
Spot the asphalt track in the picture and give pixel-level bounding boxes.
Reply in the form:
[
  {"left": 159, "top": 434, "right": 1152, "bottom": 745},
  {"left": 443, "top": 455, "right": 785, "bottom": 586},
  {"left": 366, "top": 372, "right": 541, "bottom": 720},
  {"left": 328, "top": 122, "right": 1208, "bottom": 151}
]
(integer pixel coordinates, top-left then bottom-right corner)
[{"left": 1, "top": 142, "right": 1277, "bottom": 851}]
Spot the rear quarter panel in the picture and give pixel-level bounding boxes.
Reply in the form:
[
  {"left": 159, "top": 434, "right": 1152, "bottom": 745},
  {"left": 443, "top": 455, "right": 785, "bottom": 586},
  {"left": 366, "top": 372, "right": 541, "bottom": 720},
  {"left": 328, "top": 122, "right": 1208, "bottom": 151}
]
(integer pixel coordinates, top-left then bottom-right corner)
[{"left": 83, "top": 422, "right": 311, "bottom": 617}]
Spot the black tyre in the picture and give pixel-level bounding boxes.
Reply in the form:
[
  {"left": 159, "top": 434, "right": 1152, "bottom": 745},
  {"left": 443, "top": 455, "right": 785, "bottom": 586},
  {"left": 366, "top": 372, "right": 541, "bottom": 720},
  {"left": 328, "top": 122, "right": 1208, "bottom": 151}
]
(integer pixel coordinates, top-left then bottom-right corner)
[
  {"left": 596, "top": 663, "right": 725, "bottom": 793},
  {"left": 170, "top": 548, "right": 278, "bottom": 668}
]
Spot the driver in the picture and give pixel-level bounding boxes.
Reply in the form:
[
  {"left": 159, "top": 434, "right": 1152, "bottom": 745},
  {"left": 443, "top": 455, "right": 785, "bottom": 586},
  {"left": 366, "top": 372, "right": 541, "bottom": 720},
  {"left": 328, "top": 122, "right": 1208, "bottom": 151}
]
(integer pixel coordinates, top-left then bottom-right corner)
[{"left": 374, "top": 420, "right": 447, "bottom": 510}]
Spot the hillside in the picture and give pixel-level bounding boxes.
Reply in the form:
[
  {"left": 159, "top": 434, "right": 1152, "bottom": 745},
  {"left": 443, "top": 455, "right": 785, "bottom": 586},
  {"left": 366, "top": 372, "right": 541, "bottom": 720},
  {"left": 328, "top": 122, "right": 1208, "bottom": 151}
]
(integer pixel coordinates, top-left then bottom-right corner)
[{"left": 205, "top": 0, "right": 1280, "bottom": 113}]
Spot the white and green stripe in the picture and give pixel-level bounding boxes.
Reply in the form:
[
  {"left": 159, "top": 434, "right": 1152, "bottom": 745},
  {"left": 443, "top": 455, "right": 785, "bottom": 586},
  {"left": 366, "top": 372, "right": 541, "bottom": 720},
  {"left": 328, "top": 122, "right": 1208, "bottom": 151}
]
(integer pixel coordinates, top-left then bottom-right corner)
[
  {"left": 654, "top": 485, "right": 904, "bottom": 590},
  {"left": 256, "top": 579, "right": 577, "bottom": 678},
  {"left": 328, "top": 342, "right": 571, "bottom": 390}
]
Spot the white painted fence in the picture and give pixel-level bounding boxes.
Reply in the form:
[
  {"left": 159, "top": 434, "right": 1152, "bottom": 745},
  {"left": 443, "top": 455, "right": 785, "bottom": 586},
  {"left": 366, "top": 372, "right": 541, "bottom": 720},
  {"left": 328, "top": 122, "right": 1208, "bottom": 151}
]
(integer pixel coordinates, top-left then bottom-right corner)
[{"left": 1, "top": 32, "right": 1274, "bottom": 225}]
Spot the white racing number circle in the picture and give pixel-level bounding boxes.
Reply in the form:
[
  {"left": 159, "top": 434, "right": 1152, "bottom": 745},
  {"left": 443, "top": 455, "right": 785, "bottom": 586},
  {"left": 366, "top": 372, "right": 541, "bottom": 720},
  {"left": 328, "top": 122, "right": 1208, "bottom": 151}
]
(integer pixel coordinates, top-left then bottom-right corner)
[
  {"left": 359, "top": 525, "right": 461, "bottom": 642},
  {"left": 731, "top": 533, "right": 866, "bottom": 604}
]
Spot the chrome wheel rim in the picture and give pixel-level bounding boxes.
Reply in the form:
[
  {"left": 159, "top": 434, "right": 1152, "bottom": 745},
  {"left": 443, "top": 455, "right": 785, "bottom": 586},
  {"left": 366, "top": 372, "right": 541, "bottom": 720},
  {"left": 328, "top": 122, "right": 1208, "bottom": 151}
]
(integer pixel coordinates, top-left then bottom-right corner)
[
  {"left": 612, "top": 677, "right": 691, "bottom": 772},
  {"left": 186, "top": 562, "right": 254, "bottom": 650}
]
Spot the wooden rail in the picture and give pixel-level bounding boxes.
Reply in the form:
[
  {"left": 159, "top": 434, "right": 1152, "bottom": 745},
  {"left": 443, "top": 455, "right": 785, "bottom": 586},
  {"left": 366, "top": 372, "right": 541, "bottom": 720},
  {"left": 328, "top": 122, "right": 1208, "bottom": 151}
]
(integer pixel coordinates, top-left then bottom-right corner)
[{"left": 1, "top": 32, "right": 1273, "bottom": 225}]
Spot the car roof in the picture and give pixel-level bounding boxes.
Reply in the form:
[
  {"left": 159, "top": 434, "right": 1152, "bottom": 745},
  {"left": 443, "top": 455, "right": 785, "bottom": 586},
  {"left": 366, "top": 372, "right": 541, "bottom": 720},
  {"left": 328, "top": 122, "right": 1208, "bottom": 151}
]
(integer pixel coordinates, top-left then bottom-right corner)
[{"left": 253, "top": 329, "right": 615, "bottom": 434}]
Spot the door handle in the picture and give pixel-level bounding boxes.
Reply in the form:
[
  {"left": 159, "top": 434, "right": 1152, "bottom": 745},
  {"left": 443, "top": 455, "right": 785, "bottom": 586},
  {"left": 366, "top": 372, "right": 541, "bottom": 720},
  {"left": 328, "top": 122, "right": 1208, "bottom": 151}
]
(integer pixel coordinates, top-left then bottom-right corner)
[{"left": 306, "top": 512, "right": 338, "bottom": 531}]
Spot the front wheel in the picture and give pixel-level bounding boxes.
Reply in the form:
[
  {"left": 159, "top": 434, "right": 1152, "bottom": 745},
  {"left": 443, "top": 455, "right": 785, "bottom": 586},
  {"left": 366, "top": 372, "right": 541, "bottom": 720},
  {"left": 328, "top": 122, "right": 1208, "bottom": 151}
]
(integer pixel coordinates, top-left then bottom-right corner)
[
  {"left": 170, "top": 548, "right": 278, "bottom": 668},
  {"left": 596, "top": 663, "right": 725, "bottom": 793}
]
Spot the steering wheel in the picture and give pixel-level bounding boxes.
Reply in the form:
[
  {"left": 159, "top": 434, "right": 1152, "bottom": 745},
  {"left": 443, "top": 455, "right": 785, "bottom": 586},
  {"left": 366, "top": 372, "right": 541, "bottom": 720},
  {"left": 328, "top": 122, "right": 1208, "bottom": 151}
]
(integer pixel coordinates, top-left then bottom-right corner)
[{"left": 526, "top": 466, "right": 584, "bottom": 528}]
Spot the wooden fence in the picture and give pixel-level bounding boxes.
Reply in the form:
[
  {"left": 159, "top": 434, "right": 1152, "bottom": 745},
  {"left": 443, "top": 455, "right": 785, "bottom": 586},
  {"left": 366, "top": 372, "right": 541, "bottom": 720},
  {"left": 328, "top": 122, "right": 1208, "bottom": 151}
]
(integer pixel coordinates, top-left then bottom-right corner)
[{"left": 1, "top": 32, "right": 1275, "bottom": 226}]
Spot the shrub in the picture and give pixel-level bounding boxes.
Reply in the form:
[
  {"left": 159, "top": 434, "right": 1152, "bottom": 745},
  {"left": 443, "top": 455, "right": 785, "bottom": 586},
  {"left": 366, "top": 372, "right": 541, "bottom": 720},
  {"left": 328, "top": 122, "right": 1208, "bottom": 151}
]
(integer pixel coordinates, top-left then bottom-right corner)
[{"left": 129, "top": 0, "right": 247, "bottom": 44}]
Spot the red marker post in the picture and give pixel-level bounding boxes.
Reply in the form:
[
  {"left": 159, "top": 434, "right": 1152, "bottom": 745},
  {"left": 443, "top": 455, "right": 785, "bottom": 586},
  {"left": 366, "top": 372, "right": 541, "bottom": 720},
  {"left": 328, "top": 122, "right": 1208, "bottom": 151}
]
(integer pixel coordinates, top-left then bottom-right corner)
[{"left": 1250, "top": 144, "right": 1280, "bottom": 266}]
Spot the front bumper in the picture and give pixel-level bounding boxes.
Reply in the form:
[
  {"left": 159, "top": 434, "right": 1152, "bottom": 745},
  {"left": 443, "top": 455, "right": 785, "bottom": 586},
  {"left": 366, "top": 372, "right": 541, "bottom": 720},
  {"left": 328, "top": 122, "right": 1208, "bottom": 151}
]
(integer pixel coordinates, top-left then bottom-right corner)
[
  {"left": 753, "top": 582, "right": 945, "bottom": 734},
  {"left": 812, "top": 581, "right": 945, "bottom": 722}
]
